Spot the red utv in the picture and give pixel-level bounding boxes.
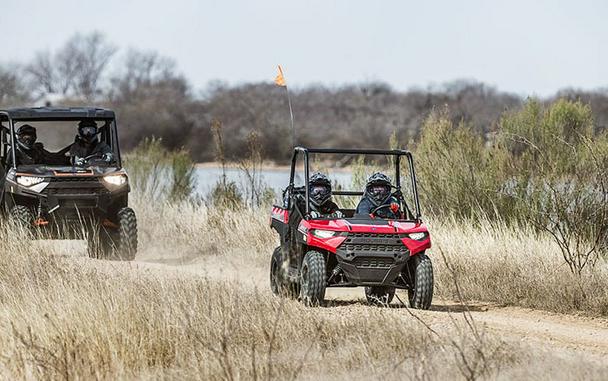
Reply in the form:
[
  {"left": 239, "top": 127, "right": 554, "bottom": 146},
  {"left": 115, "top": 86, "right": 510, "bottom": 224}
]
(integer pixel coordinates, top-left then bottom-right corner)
[{"left": 270, "top": 147, "right": 433, "bottom": 308}]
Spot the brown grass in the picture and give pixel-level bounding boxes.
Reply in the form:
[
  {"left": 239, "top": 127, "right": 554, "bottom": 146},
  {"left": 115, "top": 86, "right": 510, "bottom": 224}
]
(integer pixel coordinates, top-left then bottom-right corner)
[{"left": 0, "top": 196, "right": 606, "bottom": 379}]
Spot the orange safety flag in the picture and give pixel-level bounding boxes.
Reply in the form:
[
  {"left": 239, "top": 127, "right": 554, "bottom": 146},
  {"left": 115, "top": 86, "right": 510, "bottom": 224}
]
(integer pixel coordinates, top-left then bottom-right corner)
[{"left": 274, "top": 65, "right": 286, "bottom": 87}]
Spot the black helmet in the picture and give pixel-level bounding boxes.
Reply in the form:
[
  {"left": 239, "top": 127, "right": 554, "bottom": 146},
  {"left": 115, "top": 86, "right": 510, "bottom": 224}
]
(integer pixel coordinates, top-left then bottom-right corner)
[
  {"left": 365, "top": 172, "right": 392, "bottom": 206},
  {"left": 16, "top": 124, "right": 37, "bottom": 151},
  {"left": 309, "top": 173, "right": 332, "bottom": 208},
  {"left": 78, "top": 120, "right": 98, "bottom": 143}
]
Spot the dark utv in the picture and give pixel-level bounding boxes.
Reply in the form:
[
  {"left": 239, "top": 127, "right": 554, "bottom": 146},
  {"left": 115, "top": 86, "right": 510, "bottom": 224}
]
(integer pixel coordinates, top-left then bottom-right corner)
[
  {"left": 0, "top": 107, "right": 137, "bottom": 260},
  {"left": 270, "top": 147, "right": 432, "bottom": 308}
]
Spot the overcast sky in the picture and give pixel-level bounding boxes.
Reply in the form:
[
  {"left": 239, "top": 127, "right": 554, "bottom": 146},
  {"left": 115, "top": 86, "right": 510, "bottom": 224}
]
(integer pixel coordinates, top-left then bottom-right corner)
[{"left": 2, "top": 0, "right": 606, "bottom": 96}]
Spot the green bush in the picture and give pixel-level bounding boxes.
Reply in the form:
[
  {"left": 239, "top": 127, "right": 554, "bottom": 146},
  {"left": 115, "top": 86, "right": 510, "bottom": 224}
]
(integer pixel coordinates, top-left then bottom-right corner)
[
  {"left": 414, "top": 108, "right": 506, "bottom": 220},
  {"left": 413, "top": 100, "right": 608, "bottom": 274},
  {"left": 124, "top": 137, "right": 196, "bottom": 202}
]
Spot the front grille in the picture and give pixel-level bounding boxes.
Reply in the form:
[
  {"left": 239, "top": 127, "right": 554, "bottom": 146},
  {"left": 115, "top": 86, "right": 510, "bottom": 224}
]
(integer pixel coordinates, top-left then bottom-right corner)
[
  {"left": 340, "top": 233, "right": 409, "bottom": 254},
  {"left": 44, "top": 176, "right": 107, "bottom": 196},
  {"left": 51, "top": 176, "right": 99, "bottom": 183},
  {"left": 353, "top": 257, "right": 394, "bottom": 268}
]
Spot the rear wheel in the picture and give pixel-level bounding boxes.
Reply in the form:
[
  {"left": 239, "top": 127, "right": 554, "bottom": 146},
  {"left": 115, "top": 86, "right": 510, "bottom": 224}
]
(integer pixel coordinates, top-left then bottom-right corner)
[
  {"left": 365, "top": 286, "right": 396, "bottom": 306},
  {"left": 407, "top": 253, "right": 434, "bottom": 310},
  {"left": 299, "top": 250, "right": 326, "bottom": 306},
  {"left": 270, "top": 247, "right": 285, "bottom": 295}
]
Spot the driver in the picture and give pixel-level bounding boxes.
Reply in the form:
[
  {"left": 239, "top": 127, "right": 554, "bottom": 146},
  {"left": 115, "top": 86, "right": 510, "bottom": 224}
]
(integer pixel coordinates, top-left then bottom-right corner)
[
  {"left": 297, "top": 173, "right": 343, "bottom": 218},
  {"left": 356, "top": 172, "right": 401, "bottom": 219},
  {"left": 69, "top": 120, "right": 113, "bottom": 165},
  {"left": 6, "top": 124, "right": 66, "bottom": 167}
]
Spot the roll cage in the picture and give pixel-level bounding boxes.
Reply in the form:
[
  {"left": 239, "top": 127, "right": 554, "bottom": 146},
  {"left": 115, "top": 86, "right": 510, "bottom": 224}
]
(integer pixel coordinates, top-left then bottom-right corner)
[
  {"left": 288, "top": 147, "right": 422, "bottom": 221},
  {"left": 0, "top": 108, "right": 122, "bottom": 169}
]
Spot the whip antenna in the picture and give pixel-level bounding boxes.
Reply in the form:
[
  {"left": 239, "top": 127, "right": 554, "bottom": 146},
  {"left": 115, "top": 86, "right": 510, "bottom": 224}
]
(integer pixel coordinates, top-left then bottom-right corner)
[{"left": 275, "top": 65, "right": 296, "bottom": 147}]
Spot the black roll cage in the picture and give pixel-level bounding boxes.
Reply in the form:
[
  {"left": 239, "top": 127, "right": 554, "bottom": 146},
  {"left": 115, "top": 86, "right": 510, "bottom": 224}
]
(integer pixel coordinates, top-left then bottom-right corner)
[
  {"left": 0, "top": 111, "right": 123, "bottom": 169},
  {"left": 288, "top": 147, "right": 422, "bottom": 220}
]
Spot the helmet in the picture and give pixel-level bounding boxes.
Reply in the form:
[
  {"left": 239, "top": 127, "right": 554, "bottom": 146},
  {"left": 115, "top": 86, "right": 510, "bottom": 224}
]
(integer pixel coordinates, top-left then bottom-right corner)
[
  {"left": 309, "top": 173, "right": 332, "bottom": 208},
  {"left": 16, "top": 124, "right": 37, "bottom": 151},
  {"left": 78, "top": 120, "right": 99, "bottom": 143},
  {"left": 365, "top": 172, "right": 392, "bottom": 206}
]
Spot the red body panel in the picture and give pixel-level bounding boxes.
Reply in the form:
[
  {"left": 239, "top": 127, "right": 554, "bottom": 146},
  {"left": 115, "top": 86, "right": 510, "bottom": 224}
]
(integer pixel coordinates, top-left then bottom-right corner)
[{"left": 299, "top": 218, "right": 431, "bottom": 255}]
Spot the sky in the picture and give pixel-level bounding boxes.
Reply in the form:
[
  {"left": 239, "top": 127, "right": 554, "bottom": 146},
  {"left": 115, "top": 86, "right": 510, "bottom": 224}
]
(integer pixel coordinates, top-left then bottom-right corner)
[{"left": 2, "top": 0, "right": 606, "bottom": 96}]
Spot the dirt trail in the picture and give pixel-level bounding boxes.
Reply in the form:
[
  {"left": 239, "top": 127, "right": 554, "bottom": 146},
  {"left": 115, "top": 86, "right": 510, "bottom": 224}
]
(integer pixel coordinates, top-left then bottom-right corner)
[
  {"left": 62, "top": 244, "right": 608, "bottom": 369},
  {"left": 133, "top": 252, "right": 608, "bottom": 365}
]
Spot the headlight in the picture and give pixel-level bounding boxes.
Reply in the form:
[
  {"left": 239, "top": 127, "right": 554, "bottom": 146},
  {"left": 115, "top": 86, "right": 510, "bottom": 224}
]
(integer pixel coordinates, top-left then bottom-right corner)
[
  {"left": 311, "top": 229, "right": 337, "bottom": 239},
  {"left": 16, "top": 176, "right": 45, "bottom": 187},
  {"left": 408, "top": 232, "right": 428, "bottom": 241},
  {"left": 103, "top": 174, "right": 127, "bottom": 186}
]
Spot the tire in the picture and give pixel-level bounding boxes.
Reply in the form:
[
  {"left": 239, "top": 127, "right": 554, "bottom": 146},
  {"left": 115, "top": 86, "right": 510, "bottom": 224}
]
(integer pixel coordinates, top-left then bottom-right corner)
[
  {"left": 88, "top": 208, "right": 138, "bottom": 261},
  {"left": 270, "top": 247, "right": 300, "bottom": 298},
  {"left": 407, "top": 253, "right": 434, "bottom": 310},
  {"left": 10, "top": 205, "right": 34, "bottom": 231},
  {"left": 365, "top": 286, "right": 396, "bottom": 306},
  {"left": 299, "top": 250, "right": 326, "bottom": 306},
  {"left": 270, "top": 247, "right": 285, "bottom": 296},
  {"left": 115, "top": 207, "right": 138, "bottom": 261}
]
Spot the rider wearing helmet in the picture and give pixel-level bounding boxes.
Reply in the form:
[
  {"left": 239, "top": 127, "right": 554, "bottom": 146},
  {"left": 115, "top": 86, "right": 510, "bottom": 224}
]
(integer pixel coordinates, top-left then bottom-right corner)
[
  {"left": 69, "top": 120, "right": 113, "bottom": 166},
  {"left": 290, "top": 173, "right": 342, "bottom": 218},
  {"left": 356, "top": 172, "right": 401, "bottom": 219},
  {"left": 6, "top": 124, "right": 65, "bottom": 167},
  {"left": 307, "top": 173, "right": 342, "bottom": 218}
]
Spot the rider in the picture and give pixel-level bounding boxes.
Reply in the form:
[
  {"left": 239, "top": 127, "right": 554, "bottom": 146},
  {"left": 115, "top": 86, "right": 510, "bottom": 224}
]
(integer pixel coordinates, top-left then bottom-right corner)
[
  {"left": 69, "top": 120, "right": 113, "bottom": 165},
  {"left": 292, "top": 173, "right": 343, "bottom": 218},
  {"left": 6, "top": 124, "right": 67, "bottom": 167},
  {"left": 356, "top": 172, "right": 401, "bottom": 219},
  {"left": 307, "top": 173, "right": 343, "bottom": 218}
]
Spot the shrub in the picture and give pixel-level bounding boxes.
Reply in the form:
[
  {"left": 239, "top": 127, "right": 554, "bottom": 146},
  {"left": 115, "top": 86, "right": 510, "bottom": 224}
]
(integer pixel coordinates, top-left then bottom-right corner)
[{"left": 124, "top": 137, "right": 196, "bottom": 202}]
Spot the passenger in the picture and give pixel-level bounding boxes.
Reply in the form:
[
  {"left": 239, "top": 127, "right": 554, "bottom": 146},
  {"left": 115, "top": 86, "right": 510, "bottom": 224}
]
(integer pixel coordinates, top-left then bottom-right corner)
[
  {"left": 69, "top": 120, "right": 113, "bottom": 165},
  {"left": 6, "top": 124, "right": 65, "bottom": 167},
  {"left": 301, "top": 173, "right": 343, "bottom": 218},
  {"left": 356, "top": 172, "right": 401, "bottom": 219}
]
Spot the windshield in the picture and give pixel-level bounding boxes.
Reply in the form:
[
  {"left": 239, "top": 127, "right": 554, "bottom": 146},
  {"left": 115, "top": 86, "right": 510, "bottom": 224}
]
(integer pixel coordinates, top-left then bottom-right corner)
[
  {"left": 4, "top": 119, "right": 119, "bottom": 169},
  {"left": 290, "top": 150, "right": 420, "bottom": 221}
]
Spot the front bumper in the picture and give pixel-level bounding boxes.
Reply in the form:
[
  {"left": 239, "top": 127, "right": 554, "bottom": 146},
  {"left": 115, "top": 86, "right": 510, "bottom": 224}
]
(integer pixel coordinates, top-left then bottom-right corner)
[
  {"left": 5, "top": 176, "right": 128, "bottom": 219},
  {"left": 335, "top": 233, "right": 410, "bottom": 286}
]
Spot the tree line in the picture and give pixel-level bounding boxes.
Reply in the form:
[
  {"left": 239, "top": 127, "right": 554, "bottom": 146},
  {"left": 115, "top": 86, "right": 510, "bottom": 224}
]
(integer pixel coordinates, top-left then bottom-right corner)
[{"left": 1, "top": 32, "right": 607, "bottom": 163}]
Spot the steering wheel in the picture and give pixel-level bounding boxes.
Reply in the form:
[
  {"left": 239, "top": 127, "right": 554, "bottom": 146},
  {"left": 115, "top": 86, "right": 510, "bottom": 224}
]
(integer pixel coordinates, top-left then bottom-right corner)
[
  {"left": 369, "top": 189, "right": 404, "bottom": 217},
  {"left": 73, "top": 152, "right": 106, "bottom": 166}
]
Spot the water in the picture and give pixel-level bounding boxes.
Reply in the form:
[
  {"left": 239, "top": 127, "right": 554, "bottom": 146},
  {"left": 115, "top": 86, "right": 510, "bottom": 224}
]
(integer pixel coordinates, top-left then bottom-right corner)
[{"left": 194, "top": 166, "right": 353, "bottom": 197}]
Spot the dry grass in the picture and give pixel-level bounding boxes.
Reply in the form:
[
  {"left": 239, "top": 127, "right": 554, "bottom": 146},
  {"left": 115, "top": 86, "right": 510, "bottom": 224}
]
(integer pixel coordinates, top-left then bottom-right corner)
[
  {"left": 0, "top": 196, "right": 606, "bottom": 379},
  {"left": 431, "top": 217, "right": 608, "bottom": 316}
]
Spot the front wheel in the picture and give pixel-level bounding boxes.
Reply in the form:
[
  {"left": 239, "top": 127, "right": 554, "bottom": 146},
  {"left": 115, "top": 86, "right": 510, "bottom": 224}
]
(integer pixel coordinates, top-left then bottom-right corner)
[
  {"left": 299, "top": 250, "right": 326, "bottom": 306},
  {"left": 407, "top": 253, "right": 434, "bottom": 309},
  {"left": 115, "top": 207, "right": 138, "bottom": 260},
  {"left": 88, "top": 208, "right": 138, "bottom": 261},
  {"left": 10, "top": 205, "right": 34, "bottom": 229}
]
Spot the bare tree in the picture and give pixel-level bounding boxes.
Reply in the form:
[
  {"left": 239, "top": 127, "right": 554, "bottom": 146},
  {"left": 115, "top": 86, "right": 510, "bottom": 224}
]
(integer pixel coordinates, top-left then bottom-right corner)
[
  {"left": 0, "top": 64, "right": 31, "bottom": 107},
  {"left": 67, "top": 32, "right": 117, "bottom": 100},
  {"left": 25, "top": 51, "right": 56, "bottom": 97}
]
